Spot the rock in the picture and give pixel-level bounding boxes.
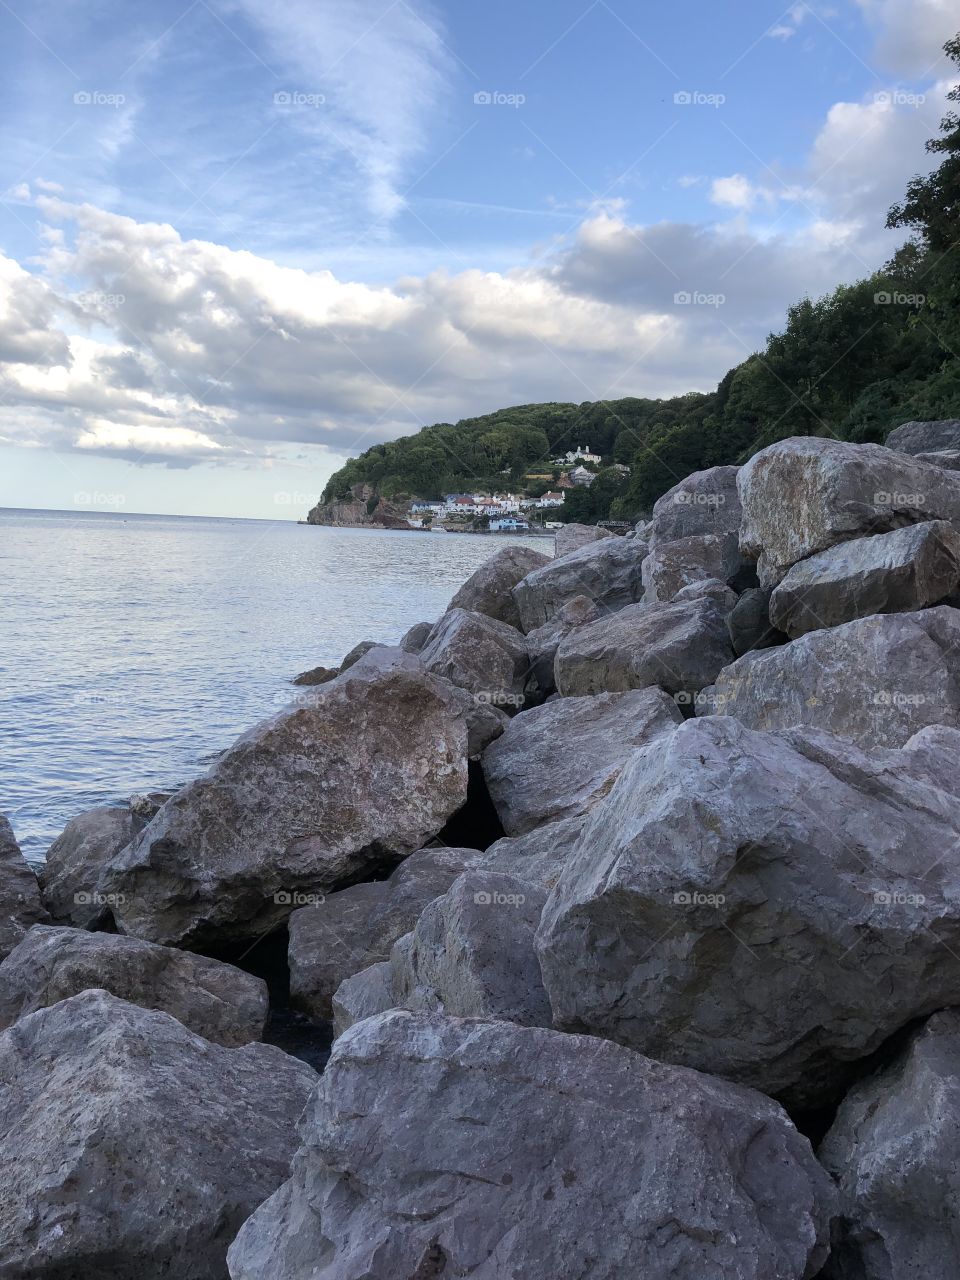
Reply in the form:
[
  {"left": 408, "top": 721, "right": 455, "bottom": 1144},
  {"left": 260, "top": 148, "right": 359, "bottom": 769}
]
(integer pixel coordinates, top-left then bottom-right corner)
[
  {"left": 482, "top": 688, "right": 682, "bottom": 835},
  {"left": 478, "top": 813, "right": 586, "bottom": 892},
  {"left": 39, "top": 806, "right": 133, "bottom": 927},
  {"left": 0, "top": 815, "right": 48, "bottom": 960},
  {"left": 446, "top": 546, "right": 551, "bottom": 630},
  {"left": 537, "top": 715, "right": 960, "bottom": 1108},
  {"left": 128, "top": 792, "right": 171, "bottom": 825},
  {"left": 915, "top": 448, "right": 960, "bottom": 470},
  {"left": 0, "top": 925, "right": 268, "bottom": 1047},
  {"left": 727, "top": 587, "right": 785, "bottom": 656},
  {"left": 339, "top": 639, "right": 378, "bottom": 671},
  {"left": 0, "top": 989, "right": 316, "bottom": 1279},
  {"left": 511, "top": 536, "right": 647, "bottom": 632},
  {"left": 392, "top": 871, "right": 551, "bottom": 1028},
  {"left": 820, "top": 1009, "right": 960, "bottom": 1280},
  {"left": 227, "top": 1010, "right": 834, "bottom": 1280},
  {"left": 701, "top": 606, "right": 960, "bottom": 748},
  {"left": 554, "top": 522, "right": 614, "bottom": 557},
  {"left": 291, "top": 665, "right": 338, "bottom": 687},
  {"left": 641, "top": 533, "right": 732, "bottom": 602},
  {"left": 673, "top": 577, "right": 738, "bottom": 610},
  {"left": 523, "top": 594, "right": 600, "bottom": 698},
  {"left": 288, "top": 847, "right": 482, "bottom": 1021},
  {"left": 768, "top": 520, "right": 960, "bottom": 638},
  {"left": 886, "top": 418, "right": 960, "bottom": 456},
  {"left": 95, "top": 657, "right": 471, "bottom": 947},
  {"left": 331, "top": 961, "right": 396, "bottom": 1038},
  {"left": 649, "top": 464, "right": 743, "bottom": 545},
  {"left": 399, "top": 620, "right": 434, "bottom": 653},
  {"left": 737, "top": 436, "right": 960, "bottom": 586},
  {"left": 463, "top": 698, "right": 509, "bottom": 756},
  {"left": 419, "top": 607, "right": 529, "bottom": 708},
  {"left": 555, "top": 597, "right": 734, "bottom": 698}
]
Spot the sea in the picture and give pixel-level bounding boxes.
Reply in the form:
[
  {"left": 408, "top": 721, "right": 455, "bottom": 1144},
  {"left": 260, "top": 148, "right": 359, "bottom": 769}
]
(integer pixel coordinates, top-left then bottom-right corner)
[{"left": 1, "top": 508, "right": 550, "bottom": 864}]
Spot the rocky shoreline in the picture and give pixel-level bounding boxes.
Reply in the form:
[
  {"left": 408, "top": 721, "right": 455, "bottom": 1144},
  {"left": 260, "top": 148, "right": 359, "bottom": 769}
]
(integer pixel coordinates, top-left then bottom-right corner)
[{"left": 4, "top": 420, "right": 960, "bottom": 1276}]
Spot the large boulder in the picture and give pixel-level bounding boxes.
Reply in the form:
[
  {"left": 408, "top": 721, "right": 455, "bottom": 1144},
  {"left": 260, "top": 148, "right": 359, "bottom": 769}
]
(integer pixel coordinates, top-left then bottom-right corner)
[
  {"left": 478, "top": 813, "right": 587, "bottom": 892},
  {"left": 523, "top": 594, "right": 600, "bottom": 698},
  {"left": 39, "top": 806, "right": 135, "bottom": 926},
  {"left": 511, "top": 536, "right": 647, "bottom": 632},
  {"left": 0, "top": 925, "right": 268, "bottom": 1047},
  {"left": 554, "top": 522, "right": 614, "bottom": 557},
  {"left": 727, "top": 587, "right": 785, "bottom": 656},
  {"left": 649, "top": 464, "right": 742, "bottom": 545},
  {"left": 820, "top": 1009, "right": 960, "bottom": 1280},
  {"left": 419, "top": 608, "right": 529, "bottom": 709},
  {"left": 392, "top": 871, "right": 552, "bottom": 1028},
  {"left": 287, "top": 846, "right": 482, "bottom": 1021},
  {"left": 95, "top": 653, "right": 472, "bottom": 947},
  {"left": 537, "top": 715, "right": 960, "bottom": 1108},
  {"left": 701, "top": 606, "right": 960, "bottom": 748},
  {"left": 227, "top": 1010, "right": 835, "bottom": 1280},
  {"left": 446, "top": 546, "right": 551, "bottom": 629},
  {"left": 0, "top": 814, "right": 48, "bottom": 960},
  {"left": 481, "top": 688, "right": 682, "bottom": 835},
  {"left": 738, "top": 436, "right": 960, "bottom": 586},
  {"left": 641, "top": 533, "right": 731, "bottom": 602},
  {"left": 768, "top": 520, "right": 960, "bottom": 638},
  {"left": 886, "top": 418, "right": 960, "bottom": 456},
  {"left": 555, "top": 597, "right": 733, "bottom": 698},
  {"left": 0, "top": 989, "right": 316, "bottom": 1279}
]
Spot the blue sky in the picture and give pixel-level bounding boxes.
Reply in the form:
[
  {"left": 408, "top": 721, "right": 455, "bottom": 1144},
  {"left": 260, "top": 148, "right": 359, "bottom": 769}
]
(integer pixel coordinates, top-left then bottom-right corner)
[{"left": 0, "top": 0, "right": 955, "bottom": 516}]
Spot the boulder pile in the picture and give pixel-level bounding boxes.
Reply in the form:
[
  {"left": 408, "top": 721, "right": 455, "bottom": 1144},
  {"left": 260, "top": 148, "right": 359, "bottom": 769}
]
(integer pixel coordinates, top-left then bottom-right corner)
[{"left": 11, "top": 420, "right": 960, "bottom": 1278}]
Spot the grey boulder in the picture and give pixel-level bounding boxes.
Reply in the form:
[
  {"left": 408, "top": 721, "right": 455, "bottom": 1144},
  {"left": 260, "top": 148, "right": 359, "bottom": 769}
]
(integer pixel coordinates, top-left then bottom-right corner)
[
  {"left": 738, "top": 436, "right": 960, "bottom": 586},
  {"left": 537, "top": 715, "right": 960, "bottom": 1108},
  {"left": 0, "top": 989, "right": 316, "bottom": 1280},
  {"left": 649, "top": 464, "right": 743, "bottom": 545},
  {"left": 641, "top": 533, "right": 731, "bottom": 602},
  {"left": 555, "top": 597, "right": 733, "bottom": 698},
  {"left": 0, "top": 814, "right": 48, "bottom": 960},
  {"left": 702, "top": 605, "right": 960, "bottom": 748},
  {"left": 287, "top": 846, "right": 482, "bottom": 1021},
  {"left": 820, "top": 1008, "right": 960, "bottom": 1280},
  {"left": 768, "top": 520, "right": 960, "bottom": 638},
  {"left": 39, "top": 806, "right": 135, "bottom": 926},
  {"left": 96, "top": 654, "right": 471, "bottom": 947},
  {"left": 523, "top": 593, "right": 600, "bottom": 697},
  {"left": 419, "top": 607, "right": 529, "bottom": 708},
  {"left": 886, "top": 418, "right": 960, "bottom": 456},
  {"left": 511, "top": 536, "right": 647, "bottom": 632},
  {"left": 227, "top": 1010, "right": 834, "bottom": 1280},
  {"left": 446, "top": 545, "right": 551, "bottom": 629},
  {"left": 331, "top": 960, "right": 396, "bottom": 1038},
  {"left": 482, "top": 687, "right": 682, "bottom": 835},
  {"left": 554, "top": 522, "right": 614, "bottom": 557},
  {"left": 398, "top": 619, "right": 434, "bottom": 653},
  {"left": 0, "top": 925, "right": 268, "bottom": 1047},
  {"left": 478, "top": 813, "right": 587, "bottom": 893},
  {"left": 727, "top": 587, "right": 785, "bottom": 656}
]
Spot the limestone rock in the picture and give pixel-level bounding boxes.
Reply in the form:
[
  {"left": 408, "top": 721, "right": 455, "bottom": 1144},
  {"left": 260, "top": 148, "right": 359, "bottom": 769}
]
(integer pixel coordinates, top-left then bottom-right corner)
[
  {"left": 0, "top": 814, "right": 48, "bottom": 960},
  {"left": 737, "top": 436, "right": 960, "bottom": 586},
  {"left": 482, "top": 688, "right": 682, "bottom": 835},
  {"left": 398, "top": 620, "right": 434, "bottom": 653},
  {"left": 768, "top": 520, "right": 960, "bottom": 638},
  {"left": 39, "top": 806, "right": 133, "bottom": 927},
  {"left": 555, "top": 597, "right": 733, "bottom": 698},
  {"left": 288, "top": 846, "right": 482, "bottom": 1021},
  {"left": 537, "top": 715, "right": 960, "bottom": 1108},
  {"left": 701, "top": 606, "right": 960, "bottom": 748},
  {"left": 95, "top": 657, "right": 471, "bottom": 947},
  {"left": 641, "top": 533, "right": 731, "bottom": 602},
  {"left": 512, "top": 536, "right": 647, "bottom": 632},
  {"left": 478, "top": 813, "right": 587, "bottom": 893},
  {"left": 649, "top": 465, "right": 742, "bottom": 546},
  {"left": 554, "top": 522, "right": 614, "bottom": 557},
  {"left": 673, "top": 577, "right": 738, "bottom": 610},
  {"left": 291, "top": 665, "right": 337, "bottom": 687},
  {"left": 523, "top": 594, "right": 600, "bottom": 698},
  {"left": 0, "top": 925, "right": 268, "bottom": 1047},
  {"left": 727, "top": 587, "right": 785, "bottom": 656},
  {"left": 419, "top": 607, "right": 529, "bottom": 708},
  {"left": 339, "top": 639, "right": 378, "bottom": 671},
  {"left": 0, "top": 989, "right": 316, "bottom": 1279},
  {"left": 331, "top": 961, "right": 396, "bottom": 1038},
  {"left": 227, "top": 1010, "right": 834, "bottom": 1280},
  {"left": 886, "top": 418, "right": 960, "bottom": 456},
  {"left": 820, "top": 1009, "right": 960, "bottom": 1280},
  {"left": 447, "top": 546, "right": 550, "bottom": 630}
]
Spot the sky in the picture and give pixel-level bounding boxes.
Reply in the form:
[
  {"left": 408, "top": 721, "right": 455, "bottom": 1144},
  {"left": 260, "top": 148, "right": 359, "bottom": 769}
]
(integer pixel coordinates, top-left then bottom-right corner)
[{"left": 0, "top": 0, "right": 956, "bottom": 518}]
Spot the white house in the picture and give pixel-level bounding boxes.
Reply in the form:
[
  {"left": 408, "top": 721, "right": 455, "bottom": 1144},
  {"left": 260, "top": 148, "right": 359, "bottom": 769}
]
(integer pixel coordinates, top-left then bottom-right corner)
[
  {"left": 535, "top": 491, "right": 565, "bottom": 508},
  {"left": 554, "top": 444, "right": 602, "bottom": 465},
  {"left": 490, "top": 516, "right": 531, "bottom": 532}
]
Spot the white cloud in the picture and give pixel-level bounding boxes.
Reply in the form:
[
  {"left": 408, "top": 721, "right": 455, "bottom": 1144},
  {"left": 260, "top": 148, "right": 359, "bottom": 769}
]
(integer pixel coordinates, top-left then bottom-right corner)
[
  {"left": 767, "top": 3, "right": 812, "bottom": 40},
  {"left": 854, "top": 0, "right": 957, "bottom": 75}
]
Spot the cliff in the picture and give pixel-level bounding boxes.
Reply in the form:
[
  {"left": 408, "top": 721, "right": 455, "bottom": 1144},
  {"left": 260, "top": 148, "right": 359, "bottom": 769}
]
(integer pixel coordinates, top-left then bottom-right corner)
[{"left": 306, "top": 484, "right": 411, "bottom": 529}]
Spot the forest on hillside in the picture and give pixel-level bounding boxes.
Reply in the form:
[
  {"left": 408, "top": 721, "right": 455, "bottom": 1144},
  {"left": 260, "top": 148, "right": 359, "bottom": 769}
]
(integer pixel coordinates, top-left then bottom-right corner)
[{"left": 321, "top": 34, "right": 959, "bottom": 523}]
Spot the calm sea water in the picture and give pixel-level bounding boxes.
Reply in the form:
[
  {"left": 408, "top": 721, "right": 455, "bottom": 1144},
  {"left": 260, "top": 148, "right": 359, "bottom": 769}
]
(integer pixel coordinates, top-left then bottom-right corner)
[{"left": 1, "top": 508, "right": 550, "bottom": 863}]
